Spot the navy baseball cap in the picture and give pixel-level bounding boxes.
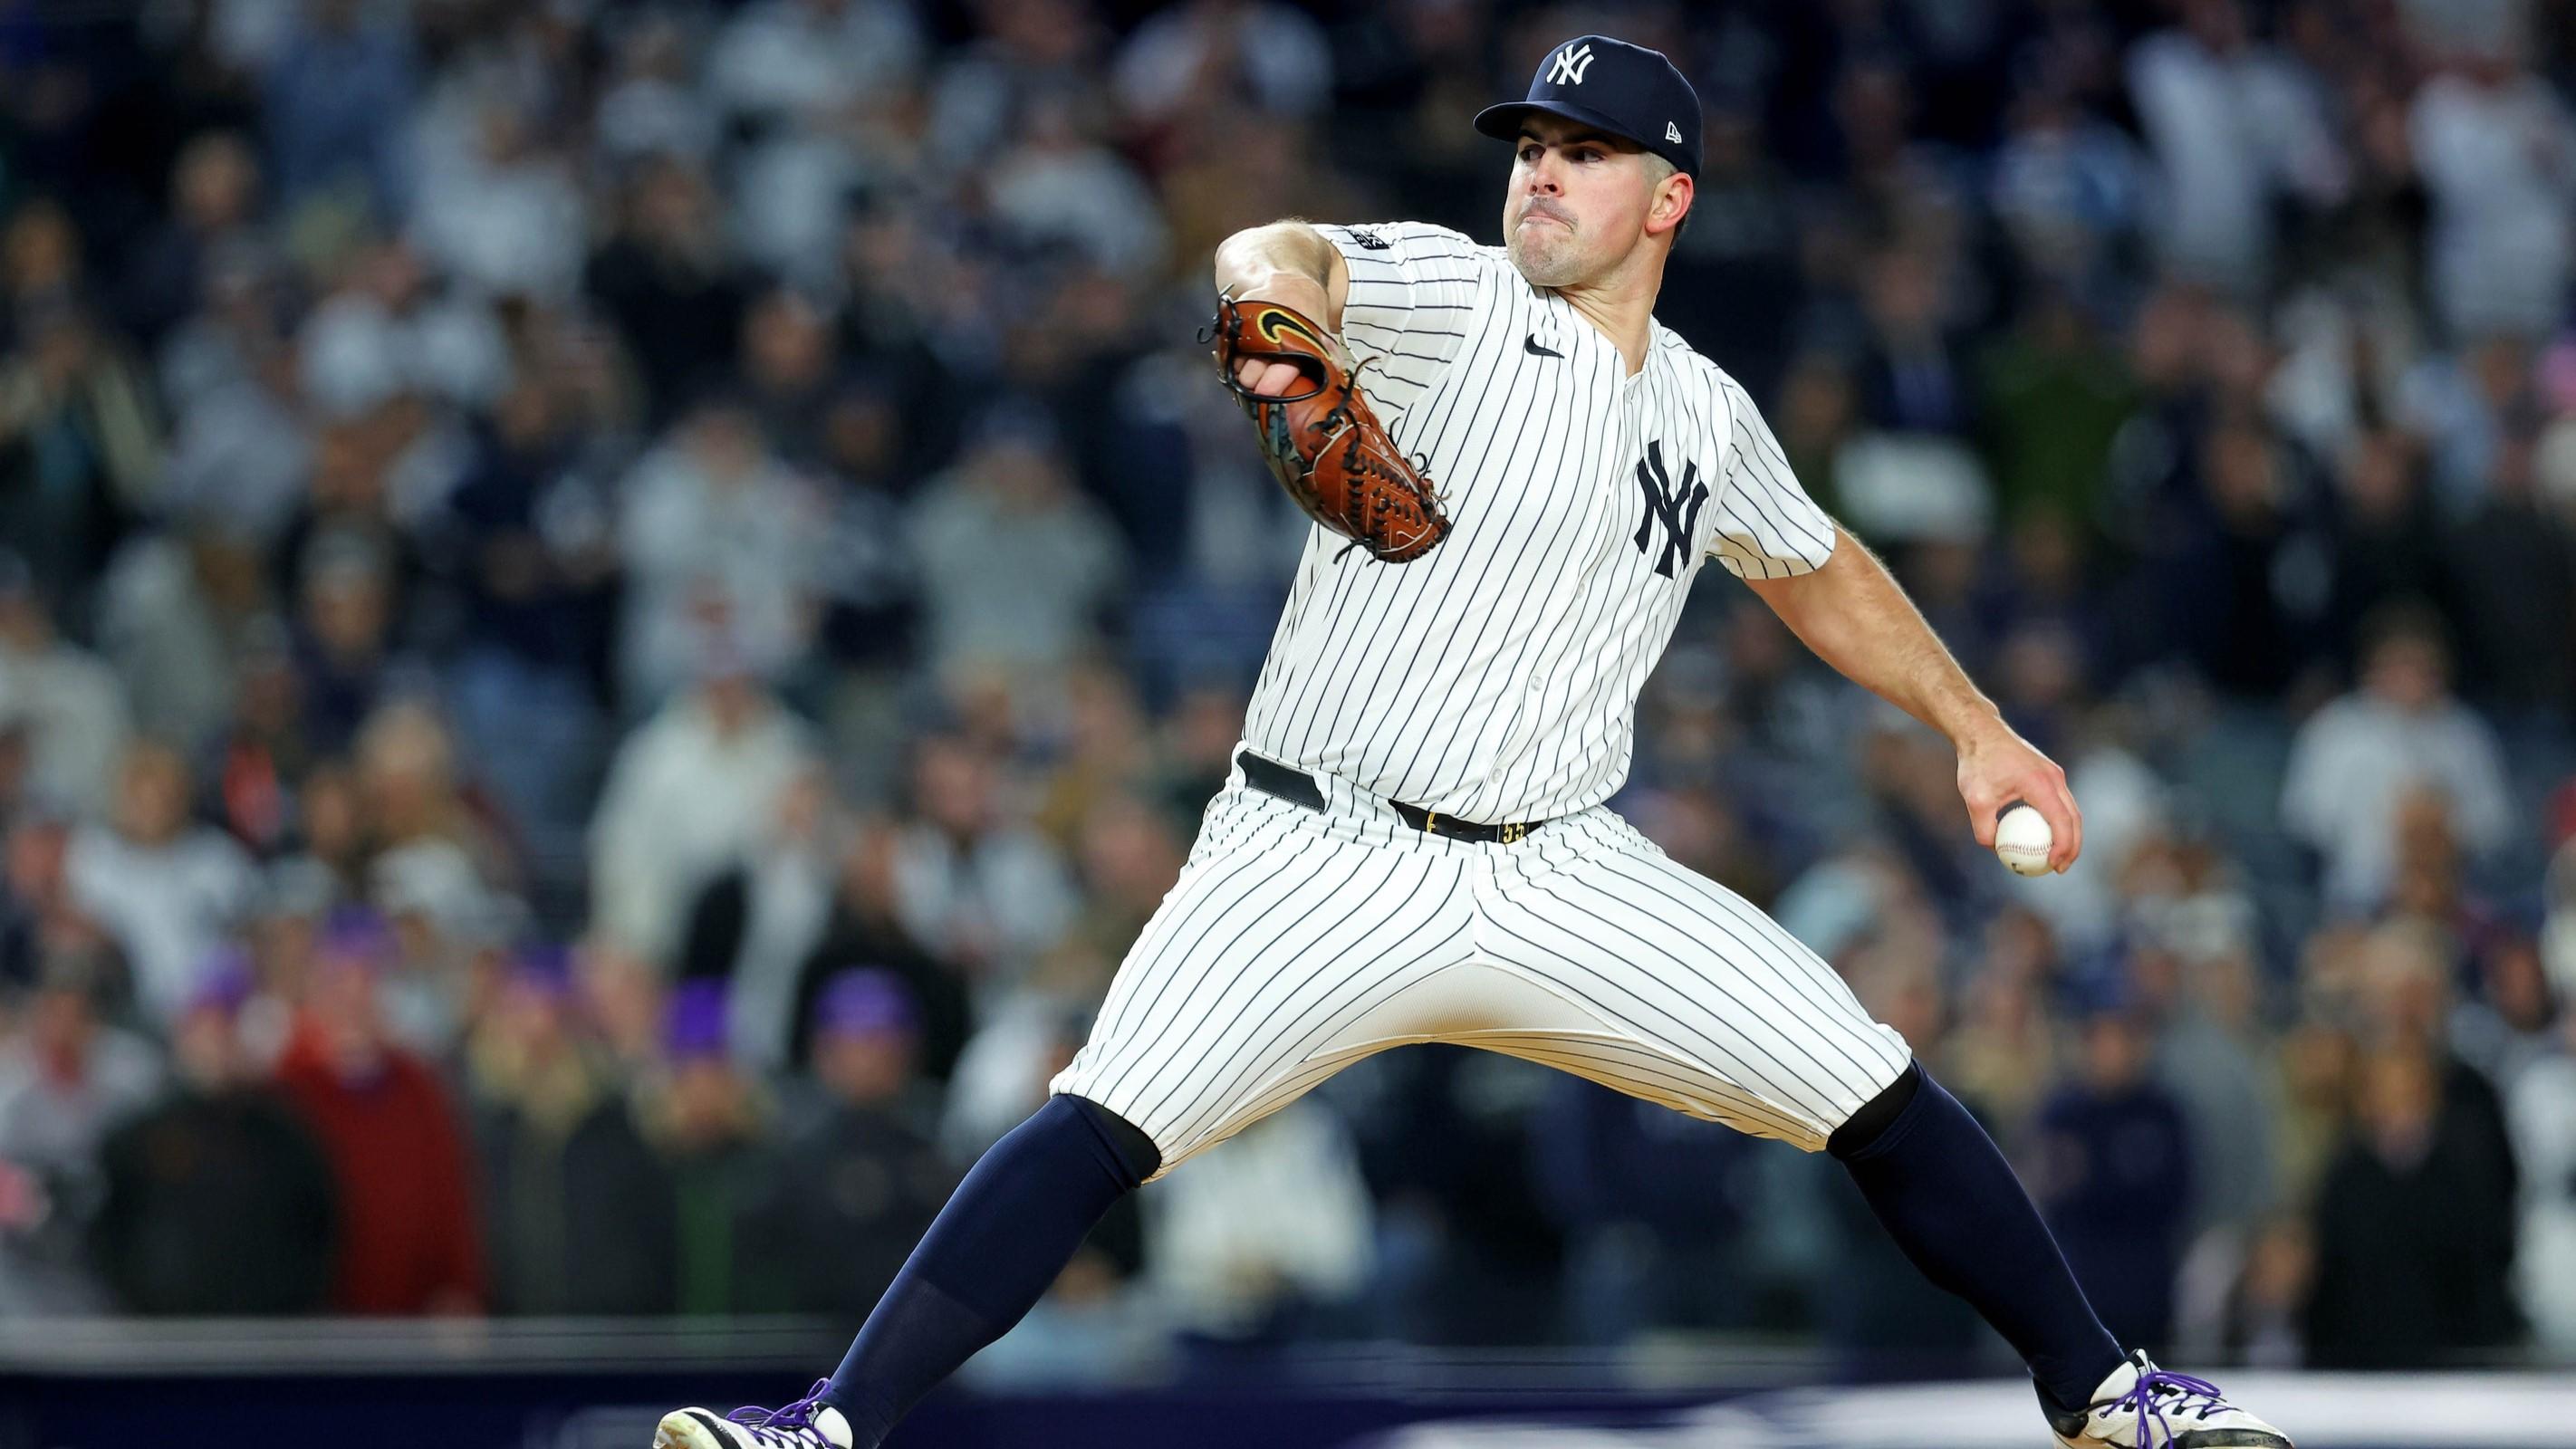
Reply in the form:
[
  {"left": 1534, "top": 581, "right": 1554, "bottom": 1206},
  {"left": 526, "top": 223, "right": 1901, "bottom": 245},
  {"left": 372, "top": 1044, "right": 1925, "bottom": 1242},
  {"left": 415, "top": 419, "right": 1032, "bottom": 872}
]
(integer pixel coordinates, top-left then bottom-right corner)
[{"left": 1475, "top": 35, "right": 1703, "bottom": 178}]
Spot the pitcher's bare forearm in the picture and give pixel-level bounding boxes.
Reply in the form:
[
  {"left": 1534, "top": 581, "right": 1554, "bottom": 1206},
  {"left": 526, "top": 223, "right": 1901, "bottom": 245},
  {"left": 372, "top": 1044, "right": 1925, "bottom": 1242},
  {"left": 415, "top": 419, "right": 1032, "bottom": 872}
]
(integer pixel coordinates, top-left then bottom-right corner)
[
  {"left": 1745, "top": 524, "right": 2081, "bottom": 867},
  {"left": 1743, "top": 526, "right": 1994, "bottom": 742},
  {"left": 1213, "top": 221, "right": 1349, "bottom": 327}
]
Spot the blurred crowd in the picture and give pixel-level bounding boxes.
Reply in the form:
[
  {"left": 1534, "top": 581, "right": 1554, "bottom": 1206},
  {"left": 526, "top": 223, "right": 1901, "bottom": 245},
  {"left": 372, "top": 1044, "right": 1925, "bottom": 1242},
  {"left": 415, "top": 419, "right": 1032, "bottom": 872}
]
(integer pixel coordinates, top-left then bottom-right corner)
[{"left": 2, "top": 0, "right": 2575, "bottom": 1382}]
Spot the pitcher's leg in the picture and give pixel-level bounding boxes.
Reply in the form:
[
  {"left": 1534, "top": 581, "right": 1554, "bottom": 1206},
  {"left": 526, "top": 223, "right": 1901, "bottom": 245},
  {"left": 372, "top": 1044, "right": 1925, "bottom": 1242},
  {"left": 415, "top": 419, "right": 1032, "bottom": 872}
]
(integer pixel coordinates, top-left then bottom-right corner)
[
  {"left": 1481, "top": 813, "right": 2120, "bottom": 1417},
  {"left": 817, "top": 792, "right": 1469, "bottom": 1446},
  {"left": 1831, "top": 1062, "right": 2122, "bottom": 1415},
  {"left": 820, "top": 1093, "right": 1159, "bottom": 1446}
]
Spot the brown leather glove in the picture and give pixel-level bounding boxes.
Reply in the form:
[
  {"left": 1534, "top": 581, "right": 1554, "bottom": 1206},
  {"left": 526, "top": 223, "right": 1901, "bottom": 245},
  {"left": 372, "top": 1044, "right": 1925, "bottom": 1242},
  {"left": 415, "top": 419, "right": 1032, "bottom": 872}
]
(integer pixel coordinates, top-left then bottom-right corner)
[{"left": 1205, "top": 291, "right": 1449, "bottom": 564}]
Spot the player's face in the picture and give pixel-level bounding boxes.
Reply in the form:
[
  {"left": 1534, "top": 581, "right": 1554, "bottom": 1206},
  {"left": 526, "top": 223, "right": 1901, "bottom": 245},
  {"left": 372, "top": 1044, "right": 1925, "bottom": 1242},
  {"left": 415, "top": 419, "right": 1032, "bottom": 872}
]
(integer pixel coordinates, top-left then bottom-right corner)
[{"left": 1504, "top": 119, "right": 1653, "bottom": 287}]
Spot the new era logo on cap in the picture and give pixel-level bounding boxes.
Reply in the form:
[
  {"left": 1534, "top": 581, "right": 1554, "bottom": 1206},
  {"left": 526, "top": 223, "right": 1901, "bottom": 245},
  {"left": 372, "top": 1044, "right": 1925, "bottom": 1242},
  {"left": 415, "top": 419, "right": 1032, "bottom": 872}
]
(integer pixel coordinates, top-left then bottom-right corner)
[
  {"left": 1548, "top": 42, "right": 1596, "bottom": 85},
  {"left": 1666, "top": 120, "right": 1682, "bottom": 143}
]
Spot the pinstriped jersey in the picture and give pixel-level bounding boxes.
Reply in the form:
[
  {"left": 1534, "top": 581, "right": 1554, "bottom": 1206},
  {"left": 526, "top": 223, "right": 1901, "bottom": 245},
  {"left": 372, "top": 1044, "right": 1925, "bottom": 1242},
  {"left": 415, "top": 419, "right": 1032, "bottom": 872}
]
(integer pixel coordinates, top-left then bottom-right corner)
[{"left": 1239, "top": 220, "right": 1837, "bottom": 824}]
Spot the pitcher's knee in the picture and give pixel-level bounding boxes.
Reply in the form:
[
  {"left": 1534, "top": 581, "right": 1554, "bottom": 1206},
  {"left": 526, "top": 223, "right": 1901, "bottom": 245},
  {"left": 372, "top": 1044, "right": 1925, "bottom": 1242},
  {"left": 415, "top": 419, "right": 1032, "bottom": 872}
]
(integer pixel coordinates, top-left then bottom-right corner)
[
  {"left": 1055, "top": 1092, "right": 1164, "bottom": 1189},
  {"left": 1826, "top": 1059, "right": 1930, "bottom": 1161}
]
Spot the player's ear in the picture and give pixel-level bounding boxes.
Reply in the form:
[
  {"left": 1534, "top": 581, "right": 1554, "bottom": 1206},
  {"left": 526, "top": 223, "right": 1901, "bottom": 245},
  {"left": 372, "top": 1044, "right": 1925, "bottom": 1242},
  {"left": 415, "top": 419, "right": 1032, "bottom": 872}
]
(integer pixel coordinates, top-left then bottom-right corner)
[{"left": 1648, "top": 170, "right": 1693, "bottom": 239}]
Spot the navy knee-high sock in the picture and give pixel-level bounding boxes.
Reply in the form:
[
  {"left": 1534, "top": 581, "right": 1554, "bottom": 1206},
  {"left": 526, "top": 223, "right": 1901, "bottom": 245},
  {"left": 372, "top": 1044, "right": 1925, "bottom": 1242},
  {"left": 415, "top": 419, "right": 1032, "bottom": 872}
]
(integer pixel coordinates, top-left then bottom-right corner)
[
  {"left": 1830, "top": 1063, "right": 2123, "bottom": 1412},
  {"left": 821, "top": 1094, "right": 1158, "bottom": 1446}
]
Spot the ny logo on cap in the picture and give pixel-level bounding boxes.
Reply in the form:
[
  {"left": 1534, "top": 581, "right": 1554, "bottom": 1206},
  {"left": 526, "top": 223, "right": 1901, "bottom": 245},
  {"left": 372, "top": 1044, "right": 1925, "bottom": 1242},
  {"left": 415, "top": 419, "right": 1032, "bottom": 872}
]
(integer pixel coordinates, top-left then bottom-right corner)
[{"left": 1547, "top": 42, "right": 1596, "bottom": 85}]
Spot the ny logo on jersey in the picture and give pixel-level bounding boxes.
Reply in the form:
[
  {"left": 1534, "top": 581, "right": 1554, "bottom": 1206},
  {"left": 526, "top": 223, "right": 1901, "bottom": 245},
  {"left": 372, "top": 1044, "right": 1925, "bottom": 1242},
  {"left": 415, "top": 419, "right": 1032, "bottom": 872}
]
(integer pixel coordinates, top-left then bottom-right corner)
[
  {"left": 1547, "top": 42, "right": 1597, "bottom": 85},
  {"left": 1631, "top": 440, "right": 1707, "bottom": 579}
]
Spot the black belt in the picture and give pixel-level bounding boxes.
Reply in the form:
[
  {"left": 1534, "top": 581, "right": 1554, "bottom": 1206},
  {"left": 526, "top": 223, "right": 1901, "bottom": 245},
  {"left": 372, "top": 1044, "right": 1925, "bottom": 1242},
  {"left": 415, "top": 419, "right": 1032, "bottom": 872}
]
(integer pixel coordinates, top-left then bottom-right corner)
[{"left": 1235, "top": 750, "right": 1547, "bottom": 845}]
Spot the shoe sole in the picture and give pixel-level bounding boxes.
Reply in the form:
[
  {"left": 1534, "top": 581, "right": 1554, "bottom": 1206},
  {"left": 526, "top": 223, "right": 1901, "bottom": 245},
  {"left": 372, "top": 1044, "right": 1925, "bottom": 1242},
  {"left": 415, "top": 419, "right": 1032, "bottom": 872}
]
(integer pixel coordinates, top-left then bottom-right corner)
[{"left": 654, "top": 1411, "right": 726, "bottom": 1449}]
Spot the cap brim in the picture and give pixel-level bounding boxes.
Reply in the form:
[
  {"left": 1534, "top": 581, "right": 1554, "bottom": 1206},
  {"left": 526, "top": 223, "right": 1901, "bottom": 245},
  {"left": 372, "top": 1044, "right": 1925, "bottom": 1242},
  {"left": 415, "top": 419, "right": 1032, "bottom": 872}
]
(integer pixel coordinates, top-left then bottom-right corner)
[{"left": 1473, "top": 98, "right": 1652, "bottom": 151}]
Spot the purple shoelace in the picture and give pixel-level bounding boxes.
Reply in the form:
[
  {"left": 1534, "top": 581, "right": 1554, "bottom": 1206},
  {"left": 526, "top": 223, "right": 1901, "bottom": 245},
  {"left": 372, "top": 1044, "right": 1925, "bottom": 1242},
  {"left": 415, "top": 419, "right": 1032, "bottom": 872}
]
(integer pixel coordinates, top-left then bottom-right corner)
[
  {"left": 727, "top": 1379, "right": 832, "bottom": 1441},
  {"left": 2111, "top": 1366, "right": 2226, "bottom": 1445}
]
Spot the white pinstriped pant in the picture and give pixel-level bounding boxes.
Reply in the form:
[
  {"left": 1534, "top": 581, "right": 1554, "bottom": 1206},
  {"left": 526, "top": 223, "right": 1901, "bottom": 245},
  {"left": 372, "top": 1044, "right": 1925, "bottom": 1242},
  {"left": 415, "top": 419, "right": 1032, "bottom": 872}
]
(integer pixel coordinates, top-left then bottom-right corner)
[{"left": 1050, "top": 749, "right": 1914, "bottom": 1182}]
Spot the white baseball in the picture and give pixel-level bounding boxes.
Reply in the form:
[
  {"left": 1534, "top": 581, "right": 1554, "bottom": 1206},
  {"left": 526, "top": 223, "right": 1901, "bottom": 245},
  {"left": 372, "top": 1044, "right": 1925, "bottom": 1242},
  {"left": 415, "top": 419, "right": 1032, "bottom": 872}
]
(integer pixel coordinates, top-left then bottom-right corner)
[{"left": 1994, "top": 803, "right": 2054, "bottom": 877}]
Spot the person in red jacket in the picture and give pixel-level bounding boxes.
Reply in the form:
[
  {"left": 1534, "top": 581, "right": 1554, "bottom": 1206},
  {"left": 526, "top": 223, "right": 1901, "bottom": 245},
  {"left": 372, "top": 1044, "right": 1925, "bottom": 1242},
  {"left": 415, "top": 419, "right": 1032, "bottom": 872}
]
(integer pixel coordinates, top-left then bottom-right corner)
[{"left": 273, "top": 909, "right": 485, "bottom": 1315}]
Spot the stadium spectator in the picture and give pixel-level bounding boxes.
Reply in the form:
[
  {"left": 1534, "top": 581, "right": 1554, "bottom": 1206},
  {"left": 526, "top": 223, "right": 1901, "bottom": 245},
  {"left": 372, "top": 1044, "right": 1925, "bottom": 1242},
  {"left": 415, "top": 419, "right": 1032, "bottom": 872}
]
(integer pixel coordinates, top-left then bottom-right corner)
[
  {"left": 261, "top": 0, "right": 414, "bottom": 218},
  {"left": 437, "top": 378, "right": 614, "bottom": 859},
  {"left": 408, "top": 99, "right": 586, "bottom": 305},
  {"left": 706, "top": 0, "right": 925, "bottom": 131},
  {"left": 90, "top": 961, "right": 335, "bottom": 1315},
  {"left": 678, "top": 765, "right": 838, "bottom": 1073},
  {"left": 117, "top": 131, "right": 265, "bottom": 351},
  {"left": 1112, "top": 0, "right": 1332, "bottom": 128},
  {"left": 2305, "top": 1038, "right": 2522, "bottom": 1366},
  {"left": 0, "top": 554, "right": 131, "bottom": 820},
  {"left": 467, "top": 948, "right": 673, "bottom": 1317},
  {"left": 156, "top": 255, "right": 312, "bottom": 555},
  {"left": 2446, "top": 420, "right": 2576, "bottom": 715},
  {"left": 287, "top": 527, "right": 407, "bottom": 757},
  {"left": 738, "top": 287, "right": 844, "bottom": 471},
  {"left": 588, "top": 659, "right": 814, "bottom": 968},
  {"left": 1975, "top": 294, "right": 2138, "bottom": 532},
  {"left": 888, "top": 731, "right": 1078, "bottom": 988},
  {"left": 985, "top": 91, "right": 1170, "bottom": 282},
  {"left": 787, "top": 815, "right": 971, "bottom": 1083},
  {"left": 2124, "top": 0, "right": 2346, "bottom": 293},
  {"left": 0, "top": 953, "right": 162, "bottom": 1315},
  {"left": 64, "top": 741, "right": 255, "bottom": 1025},
  {"left": 2216, "top": 1214, "right": 2314, "bottom": 1367},
  {"left": 2033, "top": 991, "right": 2196, "bottom": 1352},
  {"left": 1853, "top": 247, "right": 1975, "bottom": 439},
  {"left": 616, "top": 394, "right": 828, "bottom": 705},
  {"left": 908, "top": 405, "right": 1126, "bottom": 689},
  {"left": 771, "top": 970, "right": 951, "bottom": 1318},
  {"left": 640, "top": 981, "right": 791, "bottom": 1315},
  {"left": 2156, "top": 410, "right": 2336, "bottom": 705},
  {"left": 585, "top": 158, "right": 752, "bottom": 430},
  {"left": 0, "top": 814, "right": 99, "bottom": 995},
  {"left": 1050, "top": 792, "right": 1185, "bottom": 997},
  {"left": 356, "top": 701, "right": 514, "bottom": 1045},
  {"left": 273, "top": 916, "right": 485, "bottom": 1315},
  {"left": 2282, "top": 604, "right": 2513, "bottom": 914},
  {"left": 2409, "top": 43, "right": 2576, "bottom": 342},
  {"left": 0, "top": 293, "right": 164, "bottom": 612}
]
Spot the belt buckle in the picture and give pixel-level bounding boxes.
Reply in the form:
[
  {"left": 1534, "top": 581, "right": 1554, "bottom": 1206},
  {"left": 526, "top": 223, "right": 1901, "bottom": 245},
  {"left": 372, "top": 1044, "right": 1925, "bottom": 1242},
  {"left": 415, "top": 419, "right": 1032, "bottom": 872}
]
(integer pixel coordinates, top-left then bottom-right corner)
[
  {"left": 1422, "top": 811, "right": 1440, "bottom": 836},
  {"left": 1499, "top": 821, "right": 1527, "bottom": 844}
]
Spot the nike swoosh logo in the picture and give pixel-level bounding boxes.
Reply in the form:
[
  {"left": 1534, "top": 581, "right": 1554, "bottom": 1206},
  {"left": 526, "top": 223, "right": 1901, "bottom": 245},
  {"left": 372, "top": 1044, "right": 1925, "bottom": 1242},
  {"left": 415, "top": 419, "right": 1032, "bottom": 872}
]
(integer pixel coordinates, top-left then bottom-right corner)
[{"left": 1524, "top": 334, "right": 1562, "bottom": 359}]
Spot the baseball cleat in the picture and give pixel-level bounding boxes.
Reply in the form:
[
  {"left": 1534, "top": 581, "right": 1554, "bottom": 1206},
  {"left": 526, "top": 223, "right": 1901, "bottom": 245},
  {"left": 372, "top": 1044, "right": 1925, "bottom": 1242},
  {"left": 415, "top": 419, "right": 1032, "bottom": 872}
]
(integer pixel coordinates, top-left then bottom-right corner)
[
  {"left": 2044, "top": 1351, "right": 2292, "bottom": 1448},
  {"left": 653, "top": 1380, "right": 854, "bottom": 1449}
]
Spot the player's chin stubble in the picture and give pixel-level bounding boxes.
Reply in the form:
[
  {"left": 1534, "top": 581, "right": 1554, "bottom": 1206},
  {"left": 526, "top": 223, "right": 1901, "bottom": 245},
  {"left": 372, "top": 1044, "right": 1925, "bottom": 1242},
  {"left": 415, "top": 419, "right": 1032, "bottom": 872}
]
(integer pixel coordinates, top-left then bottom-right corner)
[{"left": 1508, "top": 218, "right": 1583, "bottom": 288}]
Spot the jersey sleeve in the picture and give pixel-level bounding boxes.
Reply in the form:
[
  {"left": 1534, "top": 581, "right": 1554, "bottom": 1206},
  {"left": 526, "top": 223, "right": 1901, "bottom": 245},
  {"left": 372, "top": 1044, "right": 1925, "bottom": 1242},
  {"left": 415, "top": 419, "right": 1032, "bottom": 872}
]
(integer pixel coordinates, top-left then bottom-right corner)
[
  {"left": 1312, "top": 221, "right": 1485, "bottom": 411},
  {"left": 1706, "top": 371, "right": 1838, "bottom": 580}
]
